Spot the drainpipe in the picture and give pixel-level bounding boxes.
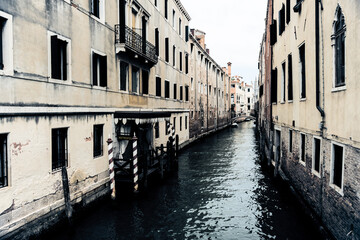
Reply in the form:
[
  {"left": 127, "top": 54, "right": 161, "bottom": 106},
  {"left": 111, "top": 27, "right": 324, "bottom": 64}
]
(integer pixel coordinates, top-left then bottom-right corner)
[
  {"left": 316, "top": 0, "right": 325, "bottom": 119},
  {"left": 316, "top": 0, "right": 326, "bottom": 223}
]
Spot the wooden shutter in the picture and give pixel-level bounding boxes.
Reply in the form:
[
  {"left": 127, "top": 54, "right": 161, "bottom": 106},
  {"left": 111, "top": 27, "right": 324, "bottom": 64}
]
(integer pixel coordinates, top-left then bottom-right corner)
[
  {"left": 100, "top": 55, "right": 107, "bottom": 87},
  {"left": 92, "top": 53, "right": 98, "bottom": 86}
]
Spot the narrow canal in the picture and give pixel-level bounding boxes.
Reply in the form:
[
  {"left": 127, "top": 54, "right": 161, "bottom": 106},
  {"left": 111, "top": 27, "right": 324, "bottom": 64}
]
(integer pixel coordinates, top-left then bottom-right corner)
[{"left": 41, "top": 121, "right": 323, "bottom": 240}]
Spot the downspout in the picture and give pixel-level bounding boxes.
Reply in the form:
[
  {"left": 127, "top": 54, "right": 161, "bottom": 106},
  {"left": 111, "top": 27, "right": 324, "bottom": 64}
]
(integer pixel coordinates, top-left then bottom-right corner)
[
  {"left": 316, "top": 0, "right": 325, "bottom": 118},
  {"left": 316, "top": 0, "right": 326, "bottom": 222}
]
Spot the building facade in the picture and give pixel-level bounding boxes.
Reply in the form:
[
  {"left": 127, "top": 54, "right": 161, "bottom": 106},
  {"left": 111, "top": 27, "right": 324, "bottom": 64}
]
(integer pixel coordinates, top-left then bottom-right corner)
[
  {"left": 258, "top": 0, "right": 360, "bottom": 239},
  {"left": 0, "top": 0, "right": 230, "bottom": 238}
]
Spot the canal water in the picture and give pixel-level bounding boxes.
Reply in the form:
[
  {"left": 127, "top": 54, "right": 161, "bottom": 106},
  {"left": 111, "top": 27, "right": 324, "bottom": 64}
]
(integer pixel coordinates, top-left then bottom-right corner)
[{"left": 41, "top": 121, "right": 323, "bottom": 240}]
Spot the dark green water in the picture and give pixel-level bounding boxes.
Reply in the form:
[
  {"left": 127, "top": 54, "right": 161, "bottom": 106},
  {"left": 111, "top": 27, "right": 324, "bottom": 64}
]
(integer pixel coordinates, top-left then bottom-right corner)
[{"left": 42, "top": 121, "right": 323, "bottom": 240}]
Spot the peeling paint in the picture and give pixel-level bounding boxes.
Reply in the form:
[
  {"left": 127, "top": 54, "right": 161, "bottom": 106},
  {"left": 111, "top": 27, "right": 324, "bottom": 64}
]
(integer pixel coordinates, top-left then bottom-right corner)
[{"left": 11, "top": 140, "right": 31, "bottom": 156}]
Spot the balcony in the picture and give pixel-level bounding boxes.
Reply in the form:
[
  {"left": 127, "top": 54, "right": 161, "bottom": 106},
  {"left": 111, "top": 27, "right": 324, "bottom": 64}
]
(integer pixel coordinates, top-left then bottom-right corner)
[{"left": 115, "top": 25, "right": 158, "bottom": 64}]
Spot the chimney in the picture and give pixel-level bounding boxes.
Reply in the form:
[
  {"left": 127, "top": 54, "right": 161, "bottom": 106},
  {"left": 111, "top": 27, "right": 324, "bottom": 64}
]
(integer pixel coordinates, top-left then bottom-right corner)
[
  {"left": 206, "top": 48, "right": 210, "bottom": 55},
  {"left": 227, "top": 62, "right": 232, "bottom": 76}
]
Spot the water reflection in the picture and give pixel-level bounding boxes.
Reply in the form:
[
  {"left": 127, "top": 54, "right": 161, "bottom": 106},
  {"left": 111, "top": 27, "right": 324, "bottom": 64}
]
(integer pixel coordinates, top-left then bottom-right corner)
[{"left": 42, "top": 121, "right": 322, "bottom": 240}]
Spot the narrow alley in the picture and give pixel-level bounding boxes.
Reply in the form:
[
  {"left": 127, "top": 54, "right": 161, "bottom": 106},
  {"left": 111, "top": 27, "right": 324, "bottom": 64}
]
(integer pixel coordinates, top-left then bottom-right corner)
[{"left": 40, "top": 122, "right": 324, "bottom": 240}]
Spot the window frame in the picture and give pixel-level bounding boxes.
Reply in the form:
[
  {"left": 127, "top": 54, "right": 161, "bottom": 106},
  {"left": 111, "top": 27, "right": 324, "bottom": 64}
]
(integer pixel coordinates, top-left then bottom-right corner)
[
  {"left": 299, "top": 133, "right": 306, "bottom": 166},
  {"left": 90, "top": 0, "right": 106, "bottom": 23},
  {"left": 0, "top": 133, "right": 8, "bottom": 188},
  {"left": 0, "top": 11, "right": 13, "bottom": 76},
  {"left": 312, "top": 136, "right": 322, "bottom": 177},
  {"left": 119, "top": 61, "right": 129, "bottom": 92},
  {"left": 91, "top": 49, "right": 107, "bottom": 88},
  {"left": 93, "top": 124, "right": 104, "bottom": 158},
  {"left": 330, "top": 142, "right": 345, "bottom": 194},
  {"left": 299, "top": 43, "right": 306, "bottom": 100},
  {"left": 156, "top": 76, "right": 162, "bottom": 97},
  {"left": 48, "top": 31, "right": 71, "bottom": 83},
  {"left": 332, "top": 6, "right": 346, "bottom": 90},
  {"left": 51, "top": 128, "right": 69, "bottom": 171}
]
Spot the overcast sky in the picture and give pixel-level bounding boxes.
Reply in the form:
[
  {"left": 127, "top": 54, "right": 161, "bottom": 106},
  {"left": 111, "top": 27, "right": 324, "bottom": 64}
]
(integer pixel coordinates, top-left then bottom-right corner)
[{"left": 180, "top": 0, "right": 267, "bottom": 83}]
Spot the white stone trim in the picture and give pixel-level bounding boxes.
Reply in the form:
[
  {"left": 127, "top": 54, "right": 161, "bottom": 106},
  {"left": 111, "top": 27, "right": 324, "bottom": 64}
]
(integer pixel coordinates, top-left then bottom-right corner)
[
  {"left": 330, "top": 141, "right": 345, "bottom": 195},
  {"left": 311, "top": 136, "right": 322, "bottom": 178},
  {"left": 0, "top": 10, "right": 14, "bottom": 76},
  {"left": 47, "top": 31, "right": 72, "bottom": 84}
]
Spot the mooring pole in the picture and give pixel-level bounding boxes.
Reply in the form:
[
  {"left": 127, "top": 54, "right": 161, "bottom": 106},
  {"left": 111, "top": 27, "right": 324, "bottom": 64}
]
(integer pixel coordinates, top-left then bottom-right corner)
[
  {"left": 132, "top": 134, "right": 139, "bottom": 193},
  {"left": 61, "top": 166, "right": 73, "bottom": 223},
  {"left": 160, "top": 144, "right": 164, "bottom": 179},
  {"left": 107, "top": 138, "right": 116, "bottom": 200}
]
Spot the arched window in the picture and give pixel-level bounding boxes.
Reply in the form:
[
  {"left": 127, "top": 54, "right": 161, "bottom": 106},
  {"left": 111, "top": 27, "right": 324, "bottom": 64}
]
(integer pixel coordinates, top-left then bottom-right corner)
[{"left": 332, "top": 6, "right": 346, "bottom": 87}]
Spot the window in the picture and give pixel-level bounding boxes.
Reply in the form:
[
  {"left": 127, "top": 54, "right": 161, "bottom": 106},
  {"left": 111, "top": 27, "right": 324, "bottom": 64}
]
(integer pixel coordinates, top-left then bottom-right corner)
[
  {"left": 279, "top": 4, "right": 285, "bottom": 35},
  {"left": 179, "top": 18, "right": 182, "bottom": 36},
  {"left": 165, "top": 80, "right": 170, "bottom": 98},
  {"left": 180, "top": 117, "right": 182, "bottom": 131},
  {"left": 185, "top": 54, "right": 189, "bottom": 74},
  {"left": 289, "top": 130, "right": 293, "bottom": 152},
  {"left": 179, "top": 51, "right": 183, "bottom": 71},
  {"left": 0, "top": 12, "right": 13, "bottom": 74},
  {"left": 142, "top": 70, "right": 149, "bottom": 94},
  {"left": 0, "top": 134, "right": 8, "bottom": 188},
  {"left": 132, "top": 66, "right": 139, "bottom": 93},
  {"left": 185, "top": 116, "right": 188, "bottom": 129},
  {"left": 93, "top": 125, "right": 103, "bottom": 158},
  {"left": 120, "top": 61, "right": 129, "bottom": 91},
  {"left": 155, "top": 122, "right": 159, "bottom": 138},
  {"left": 154, "top": 0, "right": 157, "bottom": 7},
  {"left": 248, "top": 88, "right": 250, "bottom": 92},
  {"left": 155, "top": 28, "right": 159, "bottom": 56},
  {"left": 180, "top": 86, "right": 183, "bottom": 101},
  {"left": 165, "top": 38, "right": 169, "bottom": 62},
  {"left": 173, "top": 117, "right": 176, "bottom": 133},
  {"left": 165, "top": 120, "right": 170, "bottom": 135},
  {"left": 248, "top": 98, "right": 250, "bottom": 104},
  {"left": 286, "top": 0, "right": 291, "bottom": 24},
  {"left": 299, "top": 43, "right": 306, "bottom": 99},
  {"left": 271, "top": 68, "right": 278, "bottom": 103},
  {"left": 164, "top": 0, "right": 168, "bottom": 19},
  {"left": 51, "top": 35, "right": 68, "bottom": 80},
  {"left": 281, "top": 61, "right": 286, "bottom": 102},
  {"left": 333, "top": 7, "right": 346, "bottom": 87},
  {"left": 52, "top": 128, "right": 68, "bottom": 170},
  {"left": 173, "top": 45, "right": 176, "bottom": 66},
  {"left": 156, "top": 77, "right": 162, "bottom": 97},
  {"left": 185, "top": 26, "right": 189, "bottom": 42},
  {"left": 300, "top": 133, "right": 306, "bottom": 163},
  {"left": 231, "top": 84, "right": 235, "bottom": 88},
  {"left": 173, "top": 83, "right": 177, "bottom": 99},
  {"left": 331, "top": 143, "right": 344, "bottom": 190},
  {"left": 312, "top": 137, "right": 321, "bottom": 174},
  {"left": 92, "top": 51, "right": 107, "bottom": 87},
  {"left": 288, "top": 54, "right": 293, "bottom": 101},
  {"left": 172, "top": 10, "right": 175, "bottom": 28},
  {"left": 91, "top": 0, "right": 100, "bottom": 18},
  {"left": 247, "top": 106, "right": 250, "bottom": 111},
  {"left": 185, "top": 86, "right": 189, "bottom": 101},
  {"left": 270, "top": 20, "right": 277, "bottom": 45}
]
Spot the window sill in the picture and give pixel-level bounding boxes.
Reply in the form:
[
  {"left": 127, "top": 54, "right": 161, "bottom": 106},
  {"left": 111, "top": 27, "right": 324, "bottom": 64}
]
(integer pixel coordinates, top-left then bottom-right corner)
[
  {"left": 92, "top": 85, "right": 107, "bottom": 90},
  {"left": 49, "top": 78, "right": 72, "bottom": 85},
  {"left": 280, "top": 101, "right": 285, "bottom": 104},
  {"left": 329, "top": 183, "right": 344, "bottom": 196},
  {"left": 299, "top": 160, "right": 306, "bottom": 167},
  {"left": 94, "top": 154, "right": 104, "bottom": 159},
  {"left": 0, "top": 69, "right": 14, "bottom": 76},
  {"left": 332, "top": 86, "right": 346, "bottom": 93},
  {"left": 311, "top": 169, "right": 321, "bottom": 178},
  {"left": 288, "top": 100, "right": 293, "bottom": 103},
  {"left": 300, "top": 98, "right": 306, "bottom": 102},
  {"left": 90, "top": 14, "right": 105, "bottom": 25},
  {"left": 51, "top": 166, "right": 69, "bottom": 174}
]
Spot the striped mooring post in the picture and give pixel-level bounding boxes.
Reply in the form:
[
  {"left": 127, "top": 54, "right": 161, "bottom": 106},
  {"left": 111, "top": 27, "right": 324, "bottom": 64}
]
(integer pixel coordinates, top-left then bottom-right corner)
[
  {"left": 107, "top": 138, "right": 116, "bottom": 200},
  {"left": 132, "top": 134, "right": 139, "bottom": 193}
]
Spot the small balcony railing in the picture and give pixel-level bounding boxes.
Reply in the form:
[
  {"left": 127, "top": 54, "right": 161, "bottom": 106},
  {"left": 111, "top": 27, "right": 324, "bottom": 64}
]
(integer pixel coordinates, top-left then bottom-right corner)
[{"left": 115, "top": 25, "right": 158, "bottom": 64}]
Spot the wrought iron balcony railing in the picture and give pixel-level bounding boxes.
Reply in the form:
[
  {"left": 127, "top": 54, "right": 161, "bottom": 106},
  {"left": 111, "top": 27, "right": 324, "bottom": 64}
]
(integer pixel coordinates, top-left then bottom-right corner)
[{"left": 115, "top": 25, "right": 158, "bottom": 64}]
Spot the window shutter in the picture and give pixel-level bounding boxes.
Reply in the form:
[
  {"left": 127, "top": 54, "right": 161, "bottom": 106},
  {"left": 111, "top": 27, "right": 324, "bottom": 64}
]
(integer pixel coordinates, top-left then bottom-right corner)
[
  {"left": 185, "top": 26, "right": 189, "bottom": 42},
  {"left": 51, "top": 36, "right": 61, "bottom": 79},
  {"left": 92, "top": 53, "right": 98, "bottom": 86},
  {"left": 61, "top": 40, "right": 67, "bottom": 80},
  {"left": 0, "top": 18, "right": 4, "bottom": 70},
  {"left": 270, "top": 20, "right": 277, "bottom": 46},
  {"left": 100, "top": 55, "right": 107, "bottom": 87}
]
